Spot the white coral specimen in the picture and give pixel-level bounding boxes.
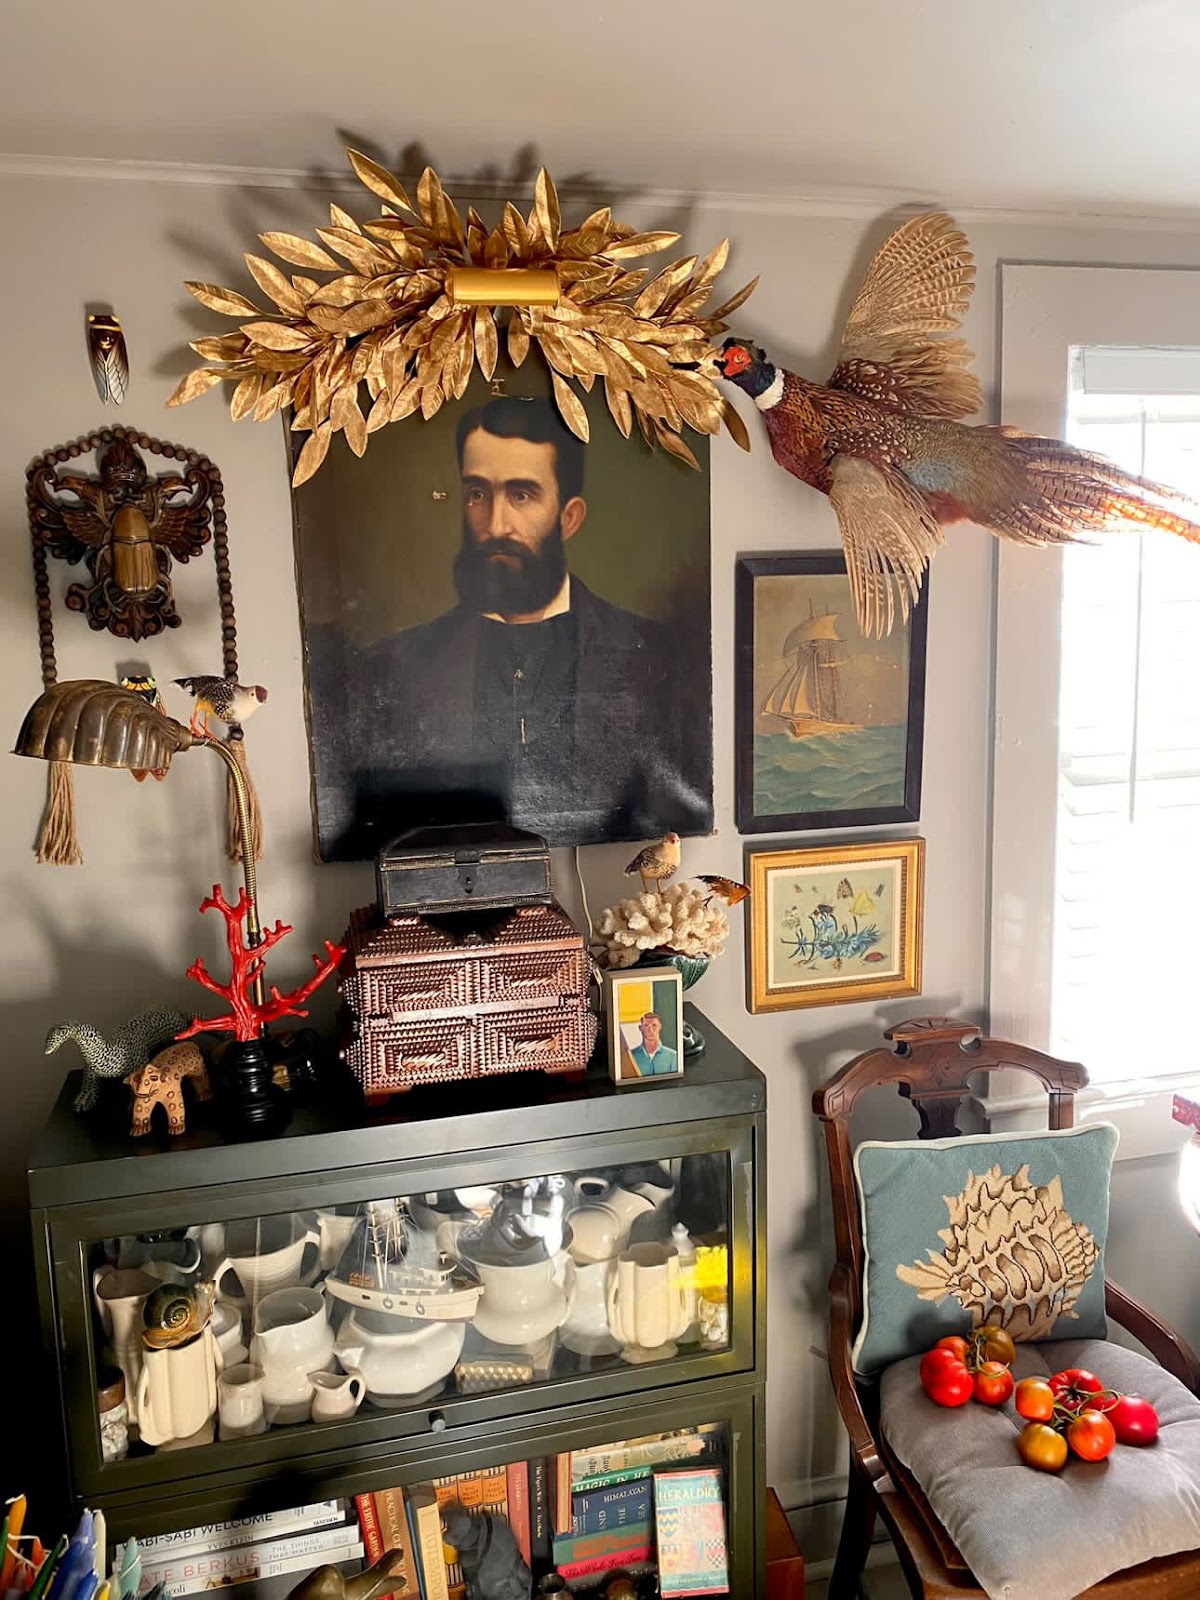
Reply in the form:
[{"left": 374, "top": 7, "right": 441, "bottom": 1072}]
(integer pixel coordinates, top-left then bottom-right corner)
[
  {"left": 895, "top": 1163, "right": 1099, "bottom": 1341},
  {"left": 593, "top": 882, "right": 730, "bottom": 969}
]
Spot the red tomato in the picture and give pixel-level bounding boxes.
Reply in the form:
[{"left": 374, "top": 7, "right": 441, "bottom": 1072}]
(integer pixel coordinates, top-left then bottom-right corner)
[
  {"left": 973, "top": 1360, "right": 1015, "bottom": 1407},
  {"left": 936, "top": 1336, "right": 971, "bottom": 1363},
  {"left": 1014, "top": 1377, "right": 1057, "bottom": 1422},
  {"left": 919, "top": 1349, "right": 974, "bottom": 1408},
  {"left": 1105, "top": 1394, "right": 1160, "bottom": 1446},
  {"left": 1017, "top": 1422, "right": 1069, "bottom": 1472},
  {"left": 1049, "top": 1367, "right": 1104, "bottom": 1412},
  {"left": 1067, "top": 1408, "right": 1117, "bottom": 1461}
]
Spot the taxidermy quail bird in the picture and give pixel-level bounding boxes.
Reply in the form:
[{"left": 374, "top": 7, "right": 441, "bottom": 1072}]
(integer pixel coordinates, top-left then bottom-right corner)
[
  {"left": 625, "top": 832, "right": 682, "bottom": 893},
  {"left": 717, "top": 212, "right": 1200, "bottom": 636},
  {"left": 173, "top": 675, "right": 267, "bottom": 737}
]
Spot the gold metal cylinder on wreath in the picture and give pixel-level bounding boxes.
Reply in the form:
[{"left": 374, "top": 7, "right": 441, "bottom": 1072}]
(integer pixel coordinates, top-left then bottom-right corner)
[{"left": 448, "top": 266, "right": 561, "bottom": 307}]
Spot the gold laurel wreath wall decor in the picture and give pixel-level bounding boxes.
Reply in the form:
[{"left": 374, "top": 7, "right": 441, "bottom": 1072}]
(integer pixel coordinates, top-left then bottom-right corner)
[{"left": 168, "top": 150, "right": 758, "bottom": 484}]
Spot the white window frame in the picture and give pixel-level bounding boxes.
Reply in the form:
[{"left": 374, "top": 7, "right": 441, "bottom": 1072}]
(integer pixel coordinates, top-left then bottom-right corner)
[{"left": 989, "top": 263, "right": 1200, "bottom": 1159}]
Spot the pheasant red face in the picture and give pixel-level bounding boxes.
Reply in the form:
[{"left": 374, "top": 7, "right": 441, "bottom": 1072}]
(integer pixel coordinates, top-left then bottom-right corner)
[{"left": 719, "top": 342, "right": 752, "bottom": 377}]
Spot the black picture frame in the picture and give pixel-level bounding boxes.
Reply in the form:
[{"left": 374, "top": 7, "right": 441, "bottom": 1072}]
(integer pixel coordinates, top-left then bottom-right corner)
[{"left": 735, "top": 551, "right": 927, "bottom": 833}]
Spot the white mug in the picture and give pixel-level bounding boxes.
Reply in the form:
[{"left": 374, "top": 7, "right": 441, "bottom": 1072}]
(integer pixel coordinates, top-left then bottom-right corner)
[
  {"left": 218, "top": 1362, "right": 267, "bottom": 1439},
  {"left": 211, "top": 1301, "right": 248, "bottom": 1369},
  {"left": 309, "top": 1369, "right": 366, "bottom": 1422}
]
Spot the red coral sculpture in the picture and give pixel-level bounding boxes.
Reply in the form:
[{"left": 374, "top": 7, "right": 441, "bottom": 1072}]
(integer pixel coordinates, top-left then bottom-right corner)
[{"left": 178, "top": 884, "right": 345, "bottom": 1043}]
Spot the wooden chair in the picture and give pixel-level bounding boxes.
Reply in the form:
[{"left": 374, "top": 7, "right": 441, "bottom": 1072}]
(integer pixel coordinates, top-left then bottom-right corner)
[{"left": 812, "top": 1015, "right": 1200, "bottom": 1600}]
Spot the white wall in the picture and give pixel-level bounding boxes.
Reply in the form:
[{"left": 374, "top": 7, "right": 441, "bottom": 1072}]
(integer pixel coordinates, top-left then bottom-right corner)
[{"left": 3, "top": 167, "right": 1200, "bottom": 1518}]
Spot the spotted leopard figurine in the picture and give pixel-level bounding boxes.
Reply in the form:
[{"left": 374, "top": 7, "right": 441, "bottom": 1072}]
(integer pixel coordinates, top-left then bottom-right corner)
[{"left": 45, "top": 1006, "right": 189, "bottom": 1113}]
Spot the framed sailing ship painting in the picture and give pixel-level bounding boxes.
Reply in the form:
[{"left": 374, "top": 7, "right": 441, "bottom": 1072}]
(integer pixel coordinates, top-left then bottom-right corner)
[{"left": 734, "top": 552, "right": 928, "bottom": 834}]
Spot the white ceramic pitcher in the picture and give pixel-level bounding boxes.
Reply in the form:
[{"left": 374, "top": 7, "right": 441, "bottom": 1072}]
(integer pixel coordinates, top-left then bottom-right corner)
[
  {"left": 250, "top": 1285, "right": 334, "bottom": 1425},
  {"left": 606, "top": 1242, "right": 689, "bottom": 1363},
  {"left": 136, "top": 1325, "right": 222, "bottom": 1446}
]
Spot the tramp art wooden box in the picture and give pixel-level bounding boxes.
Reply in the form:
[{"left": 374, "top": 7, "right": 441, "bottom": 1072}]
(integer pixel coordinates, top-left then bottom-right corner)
[{"left": 338, "top": 901, "right": 598, "bottom": 1103}]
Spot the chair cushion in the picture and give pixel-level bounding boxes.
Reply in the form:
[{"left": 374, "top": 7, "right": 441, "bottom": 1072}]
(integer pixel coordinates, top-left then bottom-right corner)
[
  {"left": 881, "top": 1337, "right": 1200, "bottom": 1600},
  {"left": 852, "top": 1123, "right": 1118, "bottom": 1374}
]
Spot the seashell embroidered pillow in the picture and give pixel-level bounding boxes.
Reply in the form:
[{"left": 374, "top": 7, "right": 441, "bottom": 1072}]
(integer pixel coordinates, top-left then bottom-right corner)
[{"left": 851, "top": 1123, "right": 1118, "bottom": 1376}]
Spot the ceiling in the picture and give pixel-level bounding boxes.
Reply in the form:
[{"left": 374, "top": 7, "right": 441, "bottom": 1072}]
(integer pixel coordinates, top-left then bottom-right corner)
[{"left": 4, "top": 0, "right": 1200, "bottom": 218}]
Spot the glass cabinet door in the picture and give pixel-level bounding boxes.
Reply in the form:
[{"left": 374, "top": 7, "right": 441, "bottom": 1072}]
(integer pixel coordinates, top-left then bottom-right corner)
[
  {"left": 120, "top": 1406, "right": 752, "bottom": 1598},
  {"left": 69, "top": 1130, "right": 751, "bottom": 1477}
]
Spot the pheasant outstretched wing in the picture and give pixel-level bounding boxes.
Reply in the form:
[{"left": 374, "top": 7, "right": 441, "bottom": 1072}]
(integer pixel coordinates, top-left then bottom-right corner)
[
  {"left": 829, "top": 212, "right": 981, "bottom": 421},
  {"left": 827, "top": 455, "right": 943, "bottom": 637}
]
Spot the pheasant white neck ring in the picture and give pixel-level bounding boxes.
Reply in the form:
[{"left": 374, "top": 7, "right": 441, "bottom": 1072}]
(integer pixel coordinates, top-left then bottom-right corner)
[{"left": 754, "top": 368, "right": 784, "bottom": 411}]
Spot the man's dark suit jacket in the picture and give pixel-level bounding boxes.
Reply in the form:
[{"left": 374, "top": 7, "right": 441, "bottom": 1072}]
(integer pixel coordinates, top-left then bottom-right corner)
[{"left": 322, "top": 577, "right": 711, "bottom": 856}]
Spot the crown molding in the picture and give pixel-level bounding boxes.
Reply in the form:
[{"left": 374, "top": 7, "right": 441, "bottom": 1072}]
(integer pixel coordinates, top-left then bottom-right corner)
[{"left": 5, "top": 149, "right": 1200, "bottom": 234}]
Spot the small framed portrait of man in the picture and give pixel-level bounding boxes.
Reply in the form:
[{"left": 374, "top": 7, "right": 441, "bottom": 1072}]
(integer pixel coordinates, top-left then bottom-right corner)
[
  {"left": 291, "top": 356, "right": 713, "bottom": 861},
  {"left": 603, "top": 967, "right": 685, "bottom": 1084}
]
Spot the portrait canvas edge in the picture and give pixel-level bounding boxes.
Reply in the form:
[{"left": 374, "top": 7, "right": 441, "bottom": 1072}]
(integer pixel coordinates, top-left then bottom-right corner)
[
  {"left": 602, "top": 966, "right": 685, "bottom": 1084},
  {"left": 734, "top": 551, "right": 928, "bottom": 835},
  {"left": 744, "top": 837, "right": 925, "bottom": 1013}
]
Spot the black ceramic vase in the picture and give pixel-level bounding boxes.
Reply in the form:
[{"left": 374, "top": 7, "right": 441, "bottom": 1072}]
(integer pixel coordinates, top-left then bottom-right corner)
[{"left": 219, "top": 1035, "right": 289, "bottom": 1134}]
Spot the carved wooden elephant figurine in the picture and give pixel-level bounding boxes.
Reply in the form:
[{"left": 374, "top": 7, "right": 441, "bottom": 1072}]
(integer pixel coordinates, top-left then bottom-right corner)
[{"left": 125, "top": 1042, "right": 211, "bottom": 1136}]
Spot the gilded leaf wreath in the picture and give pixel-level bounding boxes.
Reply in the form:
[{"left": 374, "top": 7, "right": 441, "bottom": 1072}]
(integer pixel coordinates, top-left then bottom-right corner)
[{"left": 169, "top": 150, "right": 758, "bottom": 484}]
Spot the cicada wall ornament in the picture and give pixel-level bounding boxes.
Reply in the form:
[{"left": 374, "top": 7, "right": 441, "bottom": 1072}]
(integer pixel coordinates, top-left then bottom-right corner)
[{"left": 28, "top": 432, "right": 216, "bottom": 640}]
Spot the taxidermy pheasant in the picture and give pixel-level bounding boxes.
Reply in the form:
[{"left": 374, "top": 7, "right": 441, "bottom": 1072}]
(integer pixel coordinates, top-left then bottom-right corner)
[{"left": 716, "top": 212, "right": 1200, "bottom": 635}]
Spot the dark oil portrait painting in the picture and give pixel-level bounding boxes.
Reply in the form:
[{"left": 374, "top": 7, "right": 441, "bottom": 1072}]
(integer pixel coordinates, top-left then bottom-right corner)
[
  {"left": 735, "top": 553, "right": 927, "bottom": 834},
  {"left": 292, "top": 359, "right": 712, "bottom": 861}
]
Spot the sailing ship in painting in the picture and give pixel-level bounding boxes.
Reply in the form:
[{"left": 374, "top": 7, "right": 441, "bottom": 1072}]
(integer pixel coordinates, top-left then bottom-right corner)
[
  {"left": 761, "top": 605, "right": 861, "bottom": 739},
  {"left": 752, "top": 582, "right": 912, "bottom": 823}
]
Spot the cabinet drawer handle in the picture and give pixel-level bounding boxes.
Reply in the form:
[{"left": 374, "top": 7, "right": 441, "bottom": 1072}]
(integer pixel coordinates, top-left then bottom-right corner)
[{"left": 429, "top": 1410, "right": 446, "bottom": 1432}]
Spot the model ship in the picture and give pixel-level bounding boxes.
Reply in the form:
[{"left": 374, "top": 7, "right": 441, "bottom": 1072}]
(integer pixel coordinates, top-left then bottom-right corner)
[
  {"left": 762, "top": 605, "right": 862, "bottom": 739},
  {"left": 323, "top": 1200, "right": 483, "bottom": 1321}
]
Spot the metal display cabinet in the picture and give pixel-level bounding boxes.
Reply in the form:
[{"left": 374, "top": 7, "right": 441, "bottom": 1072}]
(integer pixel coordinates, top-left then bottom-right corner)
[{"left": 30, "top": 1006, "right": 766, "bottom": 1593}]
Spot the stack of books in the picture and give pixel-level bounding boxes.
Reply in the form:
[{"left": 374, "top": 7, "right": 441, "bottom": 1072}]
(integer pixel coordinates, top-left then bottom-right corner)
[
  {"left": 352, "top": 1425, "right": 727, "bottom": 1596},
  {"left": 136, "top": 1501, "right": 361, "bottom": 1597}
]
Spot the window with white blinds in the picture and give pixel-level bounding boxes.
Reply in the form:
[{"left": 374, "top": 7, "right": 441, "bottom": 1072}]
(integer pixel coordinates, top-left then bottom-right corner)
[{"left": 1052, "top": 352, "right": 1200, "bottom": 1081}]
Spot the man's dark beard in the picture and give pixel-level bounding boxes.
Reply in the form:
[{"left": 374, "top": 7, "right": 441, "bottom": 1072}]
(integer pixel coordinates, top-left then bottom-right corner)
[{"left": 454, "top": 526, "right": 568, "bottom": 616}]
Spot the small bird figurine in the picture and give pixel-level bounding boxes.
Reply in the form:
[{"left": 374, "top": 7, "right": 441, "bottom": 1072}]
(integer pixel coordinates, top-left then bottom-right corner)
[
  {"left": 120, "top": 674, "right": 169, "bottom": 781},
  {"left": 716, "top": 212, "right": 1200, "bottom": 637},
  {"left": 173, "top": 675, "right": 268, "bottom": 737},
  {"left": 625, "top": 832, "right": 682, "bottom": 893},
  {"left": 697, "top": 874, "right": 750, "bottom": 907}
]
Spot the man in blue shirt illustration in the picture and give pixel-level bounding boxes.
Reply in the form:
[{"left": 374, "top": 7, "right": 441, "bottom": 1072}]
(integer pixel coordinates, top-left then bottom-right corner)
[{"left": 629, "top": 1011, "right": 679, "bottom": 1076}]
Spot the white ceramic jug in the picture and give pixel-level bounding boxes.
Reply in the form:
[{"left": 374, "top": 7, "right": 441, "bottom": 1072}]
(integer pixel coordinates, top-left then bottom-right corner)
[
  {"left": 308, "top": 1368, "right": 367, "bottom": 1421},
  {"left": 560, "top": 1259, "right": 620, "bottom": 1357},
  {"left": 136, "top": 1325, "right": 222, "bottom": 1446},
  {"left": 217, "top": 1361, "right": 267, "bottom": 1440},
  {"left": 93, "top": 1267, "right": 159, "bottom": 1425},
  {"left": 334, "top": 1310, "right": 465, "bottom": 1405},
  {"left": 250, "top": 1285, "right": 335, "bottom": 1425},
  {"left": 469, "top": 1251, "right": 574, "bottom": 1346},
  {"left": 606, "top": 1242, "right": 689, "bottom": 1363}
]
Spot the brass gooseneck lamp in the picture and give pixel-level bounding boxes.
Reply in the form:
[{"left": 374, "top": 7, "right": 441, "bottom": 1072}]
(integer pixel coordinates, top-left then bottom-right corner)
[{"left": 14, "top": 679, "right": 265, "bottom": 1008}]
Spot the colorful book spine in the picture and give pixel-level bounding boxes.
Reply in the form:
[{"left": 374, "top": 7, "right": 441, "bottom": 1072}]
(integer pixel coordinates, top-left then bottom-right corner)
[
  {"left": 571, "top": 1433, "right": 706, "bottom": 1483},
  {"left": 529, "top": 1459, "right": 549, "bottom": 1564},
  {"left": 570, "top": 1480, "right": 654, "bottom": 1536},
  {"left": 506, "top": 1463, "right": 531, "bottom": 1566},
  {"left": 569, "top": 1465, "right": 654, "bottom": 1492},
  {"left": 552, "top": 1453, "right": 573, "bottom": 1535},
  {"left": 552, "top": 1521, "right": 653, "bottom": 1565},
  {"left": 370, "top": 1490, "right": 420, "bottom": 1600},
  {"left": 556, "top": 1544, "right": 654, "bottom": 1581},
  {"left": 407, "top": 1488, "right": 449, "bottom": 1600},
  {"left": 138, "top": 1502, "right": 348, "bottom": 1562},
  {"left": 653, "top": 1466, "right": 729, "bottom": 1597},
  {"left": 141, "top": 1528, "right": 363, "bottom": 1597}
]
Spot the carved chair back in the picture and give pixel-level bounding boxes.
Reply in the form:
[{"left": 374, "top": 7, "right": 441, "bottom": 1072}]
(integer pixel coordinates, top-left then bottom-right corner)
[{"left": 811, "top": 1016, "right": 1087, "bottom": 1333}]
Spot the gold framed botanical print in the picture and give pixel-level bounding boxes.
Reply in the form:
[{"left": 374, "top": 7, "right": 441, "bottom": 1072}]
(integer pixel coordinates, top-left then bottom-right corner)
[{"left": 746, "top": 838, "right": 924, "bottom": 1013}]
